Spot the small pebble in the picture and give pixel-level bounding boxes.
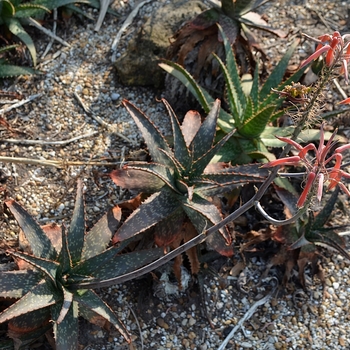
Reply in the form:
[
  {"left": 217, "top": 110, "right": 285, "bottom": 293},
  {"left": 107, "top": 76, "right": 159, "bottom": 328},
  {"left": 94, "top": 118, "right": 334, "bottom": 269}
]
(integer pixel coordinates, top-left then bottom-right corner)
[{"left": 111, "top": 92, "right": 120, "bottom": 101}]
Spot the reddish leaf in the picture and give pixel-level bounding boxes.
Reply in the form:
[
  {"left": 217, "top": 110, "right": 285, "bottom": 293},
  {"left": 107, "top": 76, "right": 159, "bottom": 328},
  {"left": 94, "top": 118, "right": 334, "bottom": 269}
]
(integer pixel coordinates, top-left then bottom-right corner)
[{"left": 181, "top": 110, "right": 201, "bottom": 147}]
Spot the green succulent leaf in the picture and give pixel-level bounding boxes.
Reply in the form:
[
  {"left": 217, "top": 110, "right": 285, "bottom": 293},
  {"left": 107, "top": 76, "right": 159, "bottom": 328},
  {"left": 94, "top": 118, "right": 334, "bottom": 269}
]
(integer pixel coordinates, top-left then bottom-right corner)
[
  {"left": 90, "top": 247, "right": 164, "bottom": 281},
  {"left": 74, "top": 289, "right": 131, "bottom": 343},
  {"left": 113, "top": 188, "right": 182, "bottom": 243},
  {"left": 0, "top": 61, "right": 40, "bottom": 78},
  {"left": 162, "top": 99, "right": 191, "bottom": 168},
  {"left": 5, "top": 199, "right": 57, "bottom": 260},
  {"left": 5, "top": 17, "right": 36, "bottom": 66},
  {"left": 15, "top": 3, "right": 50, "bottom": 18},
  {"left": 69, "top": 239, "right": 132, "bottom": 278},
  {"left": 60, "top": 224, "right": 72, "bottom": 274},
  {"left": 190, "top": 129, "right": 235, "bottom": 176},
  {"left": 311, "top": 186, "right": 339, "bottom": 230},
  {"left": 0, "top": 270, "right": 42, "bottom": 299},
  {"left": 0, "top": 0, "right": 15, "bottom": 17},
  {"left": 213, "top": 53, "right": 243, "bottom": 122},
  {"left": 122, "top": 99, "right": 173, "bottom": 167},
  {"left": 241, "top": 96, "right": 254, "bottom": 123},
  {"left": 56, "top": 286, "right": 74, "bottom": 324},
  {"left": 261, "top": 126, "right": 347, "bottom": 147},
  {"left": 67, "top": 180, "right": 86, "bottom": 265},
  {"left": 159, "top": 60, "right": 234, "bottom": 133},
  {"left": 81, "top": 206, "right": 121, "bottom": 260},
  {"left": 52, "top": 300, "right": 79, "bottom": 350},
  {"left": 0, "top": 279, "right": 61, "bottom": 324},
  {"left": 181, "top": 194, "right": 233, "bottom": 256},
  {"left": 259, "top": 39, "right": 300, "bottom": 100},
  {"left": 8, "top": 250, "right": 59, "bottom": 286},
  {"left": 219, "top": 24, "right": 246, "bottom": 114},
  {"left": 193, "top": 164, "right": 269, "bottom": 197},
  {"left": 238, "top": 104, "right": 276, "bottom": 138},
  {"left": 159, "top": 60, "right": 213, "bottom": 113}
]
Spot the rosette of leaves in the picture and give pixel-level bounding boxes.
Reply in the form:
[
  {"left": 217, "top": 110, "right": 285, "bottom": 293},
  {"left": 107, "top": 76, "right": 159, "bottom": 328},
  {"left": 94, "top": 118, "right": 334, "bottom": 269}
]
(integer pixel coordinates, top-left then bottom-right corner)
[
  {"left": 110, "top": 99, "right": 269, "bottom": 273},
  {"left": 0, "top": 180, "right": 163, "bottom": 349},
  {"left": 252, "top": 186, "right": 350, "bottom": 288},
  {"left": 166, "top": 0, "right": 285, "bottom": 86},
  {"left": 0, "top": 0, "right": 117, "bottom": 67},
  {"left": 161, "top": 25, "right": 307, "bottom": 165}
]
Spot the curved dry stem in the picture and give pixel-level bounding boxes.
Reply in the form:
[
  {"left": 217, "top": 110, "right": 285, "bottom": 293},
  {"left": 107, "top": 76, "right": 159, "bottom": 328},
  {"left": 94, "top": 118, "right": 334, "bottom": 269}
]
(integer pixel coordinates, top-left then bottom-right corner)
[{"left": 255, "top": 201, "right": 307, "bottom": 225}]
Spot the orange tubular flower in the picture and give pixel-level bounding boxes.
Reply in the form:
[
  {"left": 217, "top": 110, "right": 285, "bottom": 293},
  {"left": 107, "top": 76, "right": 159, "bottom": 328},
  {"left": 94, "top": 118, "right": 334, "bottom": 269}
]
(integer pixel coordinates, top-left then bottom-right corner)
[
  {"left": 262, "top": 125, "right": 350, "bottom": 207},
  {"left": 301, "top": 31, "right": 350, "bottom": 84}
]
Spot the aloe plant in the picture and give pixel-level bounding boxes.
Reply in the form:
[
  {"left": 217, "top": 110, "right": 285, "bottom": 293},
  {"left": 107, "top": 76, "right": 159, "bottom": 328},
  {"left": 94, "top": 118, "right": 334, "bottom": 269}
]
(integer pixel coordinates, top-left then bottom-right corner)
[
  {"left": 110, "top": 99, "right": 269, "bottom": 262},
  {"left": 161, "top": 25, "right": 307, "bottom": 164},
  {"left": 0, "top": 0, "right": 117, "bottom": 67},
  {"left": 0, "top": 45, "right": 39, "bottom": 78},
  {"left": 167, "top": 0, "right": 285, "bottom": 81},
  {"left": 272, "top": 186, "right": 350, "bottom": 287},
  {"left": 0, "top": 180, "right": 163, "bottom": 349}
]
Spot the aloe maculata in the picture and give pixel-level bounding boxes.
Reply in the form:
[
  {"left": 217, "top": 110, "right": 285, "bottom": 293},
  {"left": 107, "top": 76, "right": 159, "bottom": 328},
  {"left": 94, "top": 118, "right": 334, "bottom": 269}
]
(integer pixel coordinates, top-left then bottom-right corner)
[
  {"left": 166, "top": 0, "right": 285, "bottom": 84},
  {"left": 161, "top": 25, "right": 307, "bottom": 164},
  {"left": 0, "top": 0, "right": 117, "bottom": 67},
  {"left": 0, "top": 180, "right": 163, "bottom": 349},
  {"left": 271, "top": 186, "right": 350, "bottom": 287},
  {"left": 110, "top": 99, "right": 269, "bottom": 266}
]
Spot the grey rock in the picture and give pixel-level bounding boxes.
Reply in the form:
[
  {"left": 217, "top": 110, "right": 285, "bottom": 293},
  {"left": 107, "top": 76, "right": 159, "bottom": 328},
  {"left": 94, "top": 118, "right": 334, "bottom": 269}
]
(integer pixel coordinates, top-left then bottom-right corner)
[{"left": 114, "top": 0, "right": 206, "bottom": 87}]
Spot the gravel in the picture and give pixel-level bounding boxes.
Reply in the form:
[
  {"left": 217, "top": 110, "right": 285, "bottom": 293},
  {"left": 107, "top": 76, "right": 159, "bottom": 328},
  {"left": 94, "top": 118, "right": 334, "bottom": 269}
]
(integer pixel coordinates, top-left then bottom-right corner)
[{"left": 1, "top": 0, "right": 350, "bottom": 349}]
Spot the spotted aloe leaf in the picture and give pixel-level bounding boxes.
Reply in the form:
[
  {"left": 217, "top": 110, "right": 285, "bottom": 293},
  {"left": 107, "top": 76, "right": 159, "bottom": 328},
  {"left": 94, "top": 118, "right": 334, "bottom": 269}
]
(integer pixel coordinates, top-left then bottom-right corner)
[
  {"left": 0, "top": 270, "right": 42, "bottom": 299},
  {"left": 81, "top": 206, "right": 122, "bottom": 260},
  {"left": 67, "top": 180, "right": 85, "bottom": 265},
  {"left": 74, "top": 290, "right": 130, "bottom": 342},
  {"left": 7, "top": 310, "right": 52, "bottom": 350},
  {"left": 190, "top": 130, "right": 234, "bottom": 176},
  {"left": 6, "top": 199, "right": 57, "bottom": 260},
  {"left": 122, "top": 100, "right": 173, "bottom": 167},
  {"left": 51, "top": 300, "right": 79, "bottom": 350},
  {"left": 70, "top": 240, "right": 132, "bottom": 278},
  {"left": 8, "top": 250, "right": 59, "bottom": 286},
  {"left": 113, "top": 188, "right": 182, "bottom": 243},
  {"left": 181, "top": 193, "right": 233, "bottom": 256},
  {"left": 0, "top": 280, "right": 60, "bottom": 324},
  {"left": 193, "top": 164, "right": 269, "bottom": 197},
  {"left": 163, "top": 100, "right": 193, "bottom": 169},
  {"left": 90, "top": 248, "right": 164, "bottom": 280}
]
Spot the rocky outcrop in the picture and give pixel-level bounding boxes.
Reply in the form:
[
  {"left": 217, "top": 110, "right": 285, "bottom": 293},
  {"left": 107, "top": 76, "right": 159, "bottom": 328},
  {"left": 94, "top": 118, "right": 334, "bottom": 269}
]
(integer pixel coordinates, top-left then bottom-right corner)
[{"left": 114, "top": 0, "right": 206, "bottom": 88}]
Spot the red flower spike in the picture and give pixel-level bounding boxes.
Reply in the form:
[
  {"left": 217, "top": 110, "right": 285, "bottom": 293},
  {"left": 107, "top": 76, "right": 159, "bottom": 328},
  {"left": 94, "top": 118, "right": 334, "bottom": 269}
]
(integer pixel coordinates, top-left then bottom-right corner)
[
  {"left": 301, "top": 31, "right": 350, "bottom": 82},
  {"left": 265, "top": 124, "right": 350, "bottom": 207},
  {"left": 260, "top": 156, "right": 301, "bottom": 168},
  {"left": 297, "top": 172, "right": 316, "bottom": 207},
  {"left": 300, "top": 45, "right": 331, "bottom": 68},
  {"left": 339, "top": 97, "right": 350, "bottom": 105}
]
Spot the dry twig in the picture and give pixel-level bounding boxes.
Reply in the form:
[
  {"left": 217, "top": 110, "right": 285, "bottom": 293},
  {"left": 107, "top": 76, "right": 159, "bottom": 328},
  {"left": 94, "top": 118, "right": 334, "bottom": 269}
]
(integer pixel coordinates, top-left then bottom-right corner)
[
  {"left": 0, "top": 94, "right": 42, "bottom": 114},
  {"left": 1, "top": 131, "right": 98, "bottom": 146},
  {"left": 217, "top": 283, "right": 277, "bottom": 350},
  {"left": 73, "top": 91, "right": 135, "bottom": 144}
]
